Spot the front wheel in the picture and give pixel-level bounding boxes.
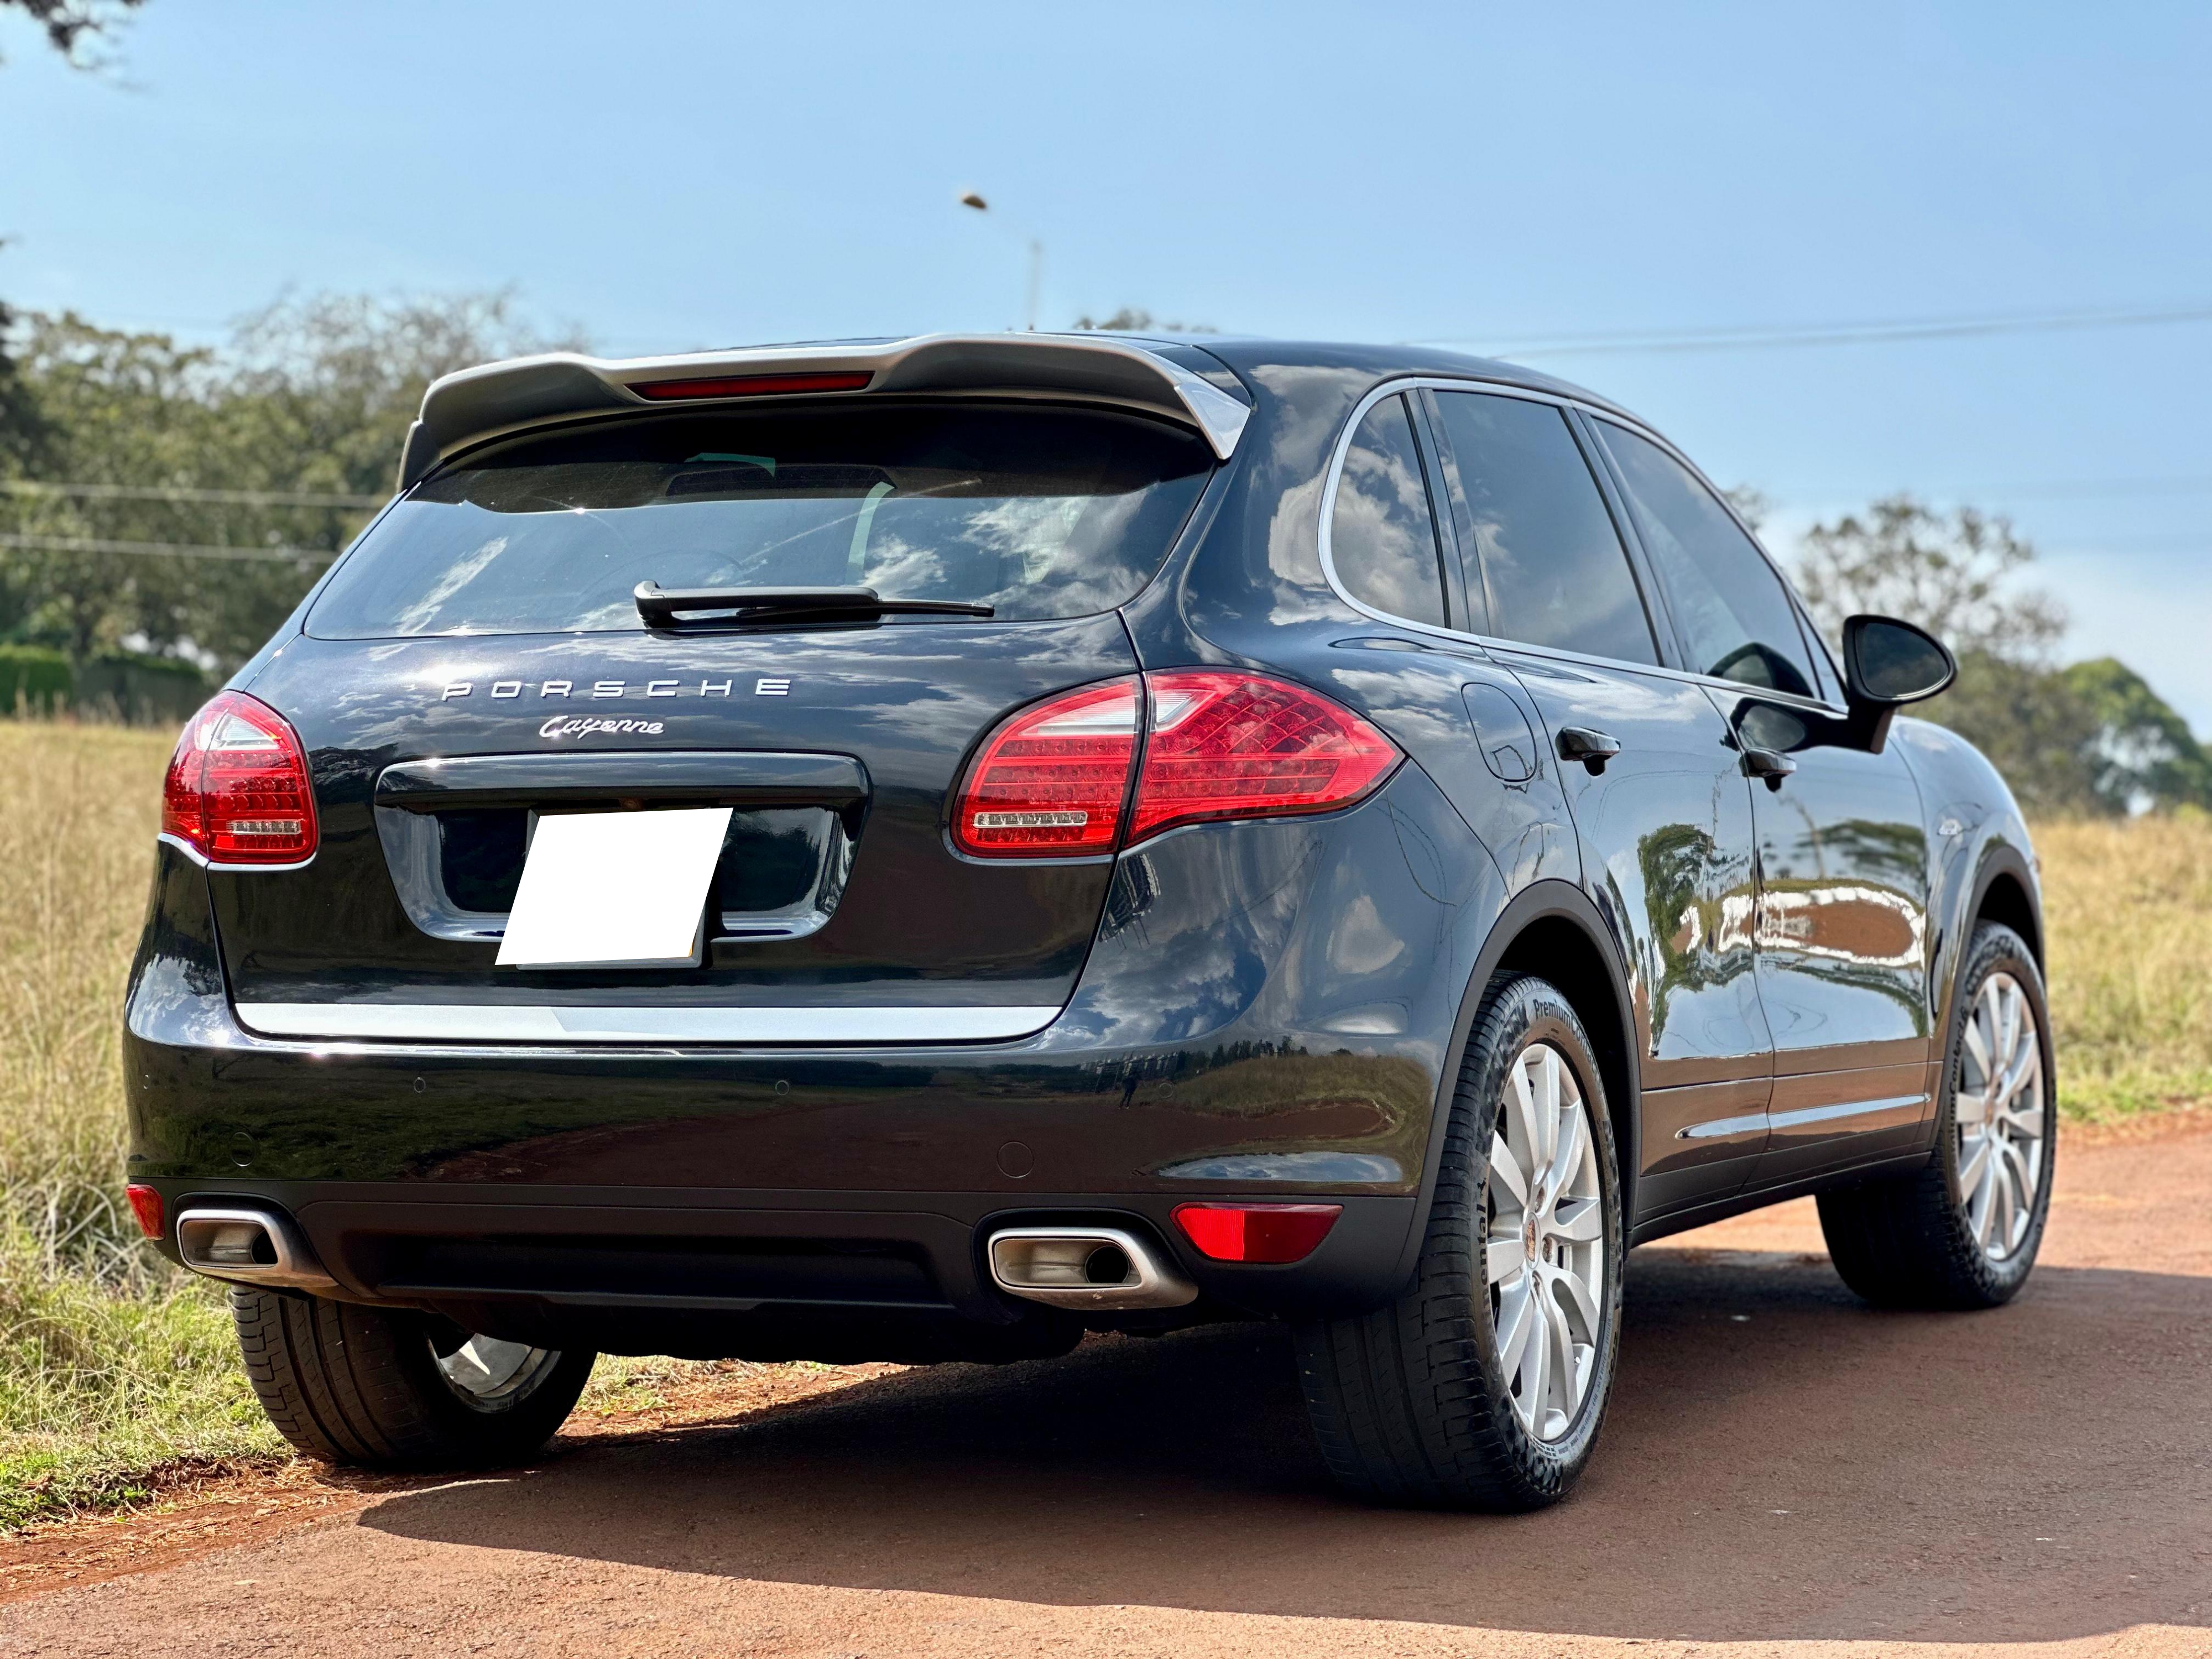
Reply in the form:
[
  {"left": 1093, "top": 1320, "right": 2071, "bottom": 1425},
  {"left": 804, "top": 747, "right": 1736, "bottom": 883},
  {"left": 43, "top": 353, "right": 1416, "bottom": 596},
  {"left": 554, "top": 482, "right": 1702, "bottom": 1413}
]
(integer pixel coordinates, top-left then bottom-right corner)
[
  {"left": 231, "top": 1288, "right": 594, "bottom": 1468},
  {"left": 1296, "top": 974, "right": 1625, "bottom": 1510},
  {"left": 1817, "top": 921, "right": 2057, "bottom": 1309}
]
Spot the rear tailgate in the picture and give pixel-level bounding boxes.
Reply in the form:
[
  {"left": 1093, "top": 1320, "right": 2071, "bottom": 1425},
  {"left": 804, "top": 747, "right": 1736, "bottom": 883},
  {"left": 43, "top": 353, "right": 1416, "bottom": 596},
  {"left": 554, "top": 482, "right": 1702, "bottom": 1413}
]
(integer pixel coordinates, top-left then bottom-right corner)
[{"left": 210, "top": 397, "right": 1214, "bottom": 1042}]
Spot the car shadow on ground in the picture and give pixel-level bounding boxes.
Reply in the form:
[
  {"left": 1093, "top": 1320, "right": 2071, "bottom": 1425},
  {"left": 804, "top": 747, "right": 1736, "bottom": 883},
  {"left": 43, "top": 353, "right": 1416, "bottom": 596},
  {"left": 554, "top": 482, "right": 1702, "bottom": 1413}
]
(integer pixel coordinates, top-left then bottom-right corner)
[{"left": 362, "top": 1249, "right": 2212, "bottom": 1645}]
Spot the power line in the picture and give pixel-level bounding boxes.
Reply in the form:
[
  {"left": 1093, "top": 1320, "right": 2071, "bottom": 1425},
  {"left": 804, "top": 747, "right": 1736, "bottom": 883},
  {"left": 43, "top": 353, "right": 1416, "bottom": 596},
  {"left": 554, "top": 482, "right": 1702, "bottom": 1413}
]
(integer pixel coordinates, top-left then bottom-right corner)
[
  {"left": 1413, "top": 299, "right": 2212, "bottom": 359},
  {"left": 1, "top": 481, "right": 388, "bottom": 509},
  {"left": 0, "top": 533, "right": 340, "bottom": 562}
]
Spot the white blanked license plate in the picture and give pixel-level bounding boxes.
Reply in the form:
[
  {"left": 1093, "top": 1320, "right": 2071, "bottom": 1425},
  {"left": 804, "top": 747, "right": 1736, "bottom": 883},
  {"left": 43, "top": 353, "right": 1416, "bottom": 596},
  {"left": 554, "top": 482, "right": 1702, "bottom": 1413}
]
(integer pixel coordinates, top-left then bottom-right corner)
[{"left": 495, "top": 807, "right": 733, "bottom": 970}]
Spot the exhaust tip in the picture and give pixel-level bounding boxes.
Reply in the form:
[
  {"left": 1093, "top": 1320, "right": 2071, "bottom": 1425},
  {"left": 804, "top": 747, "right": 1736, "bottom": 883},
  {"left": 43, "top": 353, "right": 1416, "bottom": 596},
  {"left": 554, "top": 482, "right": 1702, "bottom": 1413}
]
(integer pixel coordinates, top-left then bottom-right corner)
[
  {"left": 987, "top": 1225, "right": 1197, "bottom": 1311},
  {"left": 175, "top": 1207, "right": 337, "bottom": 1293}
]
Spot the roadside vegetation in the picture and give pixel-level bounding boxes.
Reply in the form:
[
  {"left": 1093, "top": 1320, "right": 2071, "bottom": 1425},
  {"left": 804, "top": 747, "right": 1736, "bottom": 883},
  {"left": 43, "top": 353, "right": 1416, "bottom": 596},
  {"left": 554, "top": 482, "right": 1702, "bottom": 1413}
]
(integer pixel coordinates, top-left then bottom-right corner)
[{"left": 1, "top": 717, "right": 2208, "bottom": 1527}]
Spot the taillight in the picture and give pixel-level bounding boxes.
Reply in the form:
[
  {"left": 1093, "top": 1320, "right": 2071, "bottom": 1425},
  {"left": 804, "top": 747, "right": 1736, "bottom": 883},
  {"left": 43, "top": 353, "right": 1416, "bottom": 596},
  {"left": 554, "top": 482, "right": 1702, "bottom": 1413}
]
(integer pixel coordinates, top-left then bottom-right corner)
[
  {"left": 161, "top": 690, "right": 319, "bottom": 867},
  {"left": 1173, "top": 1203, "right": 1343, "bottom": 1263},
  {"left": 952, "top": 671, "right": 1400, "bottom": 859},
  {"left": 1130, "top": 671, "right": 1399, "bottom": 844},
  {"left": 951, "top": 678, "right": 1140, "bottom": 857},
  {"left": 126, "top": 1184, "right": 164, "bottom": 1240}
]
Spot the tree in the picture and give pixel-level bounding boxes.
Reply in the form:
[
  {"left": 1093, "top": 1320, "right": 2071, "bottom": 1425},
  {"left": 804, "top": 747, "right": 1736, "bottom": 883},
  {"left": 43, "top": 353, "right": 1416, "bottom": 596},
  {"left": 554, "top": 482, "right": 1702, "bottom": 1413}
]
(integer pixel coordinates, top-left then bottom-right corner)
[
  {"left": 2061, "top": 657, "right": 2212, "bottom": 812},
  {"left": 0, "top": 0, "right": 144, "bottom": 66},
  {"left": 1070, "top": 307, "right": 1217, "bottom": 334},
  {"left": 1796, "top": 493, "right": 2065, "bottom": 662},
  {"left": 1792, "top": 492, "right": 2210, "bottom": 816},
  {"left": 0, "top": 291, "right": 584, "bottom": 670}
]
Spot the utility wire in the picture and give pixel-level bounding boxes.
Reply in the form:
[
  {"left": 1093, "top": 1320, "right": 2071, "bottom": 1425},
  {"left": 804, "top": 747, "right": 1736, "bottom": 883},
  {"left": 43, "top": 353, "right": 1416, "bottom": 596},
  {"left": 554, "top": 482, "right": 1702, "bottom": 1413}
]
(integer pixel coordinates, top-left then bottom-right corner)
[
  {"left": 1, "top": 481, "right": 388, "bottom": 509},
  {"left": 0, "top": 533, "right": 340, "bottom": 563},
  {"left": 1415, "top": 300, "right": 2212, "bottom": 359}
]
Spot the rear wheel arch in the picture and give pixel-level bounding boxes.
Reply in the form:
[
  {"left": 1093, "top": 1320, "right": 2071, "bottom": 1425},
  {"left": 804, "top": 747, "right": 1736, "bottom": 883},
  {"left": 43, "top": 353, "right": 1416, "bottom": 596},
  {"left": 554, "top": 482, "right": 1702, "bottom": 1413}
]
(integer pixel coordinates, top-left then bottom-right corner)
[{"left": 1394, "top": 881, "right": 1640, "bottom": 1288}]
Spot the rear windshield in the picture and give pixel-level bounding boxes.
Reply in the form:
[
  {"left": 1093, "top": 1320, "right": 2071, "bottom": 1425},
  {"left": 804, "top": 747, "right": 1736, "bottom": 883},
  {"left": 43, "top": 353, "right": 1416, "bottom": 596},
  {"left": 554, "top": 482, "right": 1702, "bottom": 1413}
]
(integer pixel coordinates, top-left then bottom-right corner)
[{"left": 306, "top": 403, "right": 1215, "bottom": 638}]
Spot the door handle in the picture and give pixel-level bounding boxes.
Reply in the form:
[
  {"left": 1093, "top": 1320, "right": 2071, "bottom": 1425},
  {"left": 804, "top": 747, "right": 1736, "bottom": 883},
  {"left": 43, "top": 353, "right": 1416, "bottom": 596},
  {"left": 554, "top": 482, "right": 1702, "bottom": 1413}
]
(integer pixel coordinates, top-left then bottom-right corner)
[
  {"left": 1555, "top": 726, "right": 1623, "bottom": 775},
  {"left": 1741, "top": 745, "right": 1797, "bottom": 790}
]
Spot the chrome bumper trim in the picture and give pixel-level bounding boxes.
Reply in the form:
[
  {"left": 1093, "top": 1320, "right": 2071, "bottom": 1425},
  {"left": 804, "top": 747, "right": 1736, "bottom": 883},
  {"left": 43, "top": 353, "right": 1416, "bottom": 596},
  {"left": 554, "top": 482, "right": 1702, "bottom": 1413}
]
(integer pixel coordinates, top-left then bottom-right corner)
[{"left": 235, "top": 1001, "right": 1062, "bottom": 1045}]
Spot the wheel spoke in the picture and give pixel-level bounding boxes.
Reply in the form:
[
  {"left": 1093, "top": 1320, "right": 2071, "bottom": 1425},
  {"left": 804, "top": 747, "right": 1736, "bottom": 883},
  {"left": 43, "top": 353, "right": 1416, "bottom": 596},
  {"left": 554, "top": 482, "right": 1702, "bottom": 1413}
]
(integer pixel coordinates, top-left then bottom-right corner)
[
  {"left": 1957, "top": 1131, "right": 1993, "bottom": 1196},
  {"left": 1509, "top": 1062, "right": 1544, "bottom": 1175},
  {"left": 1546, "top": 1280, "right": 1579, "bottom": 1418},
  {"left": 1990, "top": 1163, "right": 2017, "bottom": 1252},
  {"left": 1550, "top": 1197, "right": 1603, "bottom": 1243},
  {"left": 1996, "top": 983, "right": 2021, "bottom": 1078},
  {"left": 1489, "top": 1131, "right": 1528, "bottom": 1206},
  {"left": 1486, "top": 1235, "right": 1526, "bottom": 1285},
  {"left": 1496, "top": 1281, "right": 1537, "bottom": 1379},
  {"left": 1962, "top": 1010, "right": 1994, "bottom": 1088},
  {"left": 1537, "top": 1048, "right": 1563, "bottom": 1166},
  {"left": 1548, "top": 1099, "right": 1587, "bottom": 1195},
  {"left": 1521, "top": 1292, "right": 1550, "bottom": 1428},
  {"left": 1554, "top": 1262, "right": 1600, "bottom": 1339}
]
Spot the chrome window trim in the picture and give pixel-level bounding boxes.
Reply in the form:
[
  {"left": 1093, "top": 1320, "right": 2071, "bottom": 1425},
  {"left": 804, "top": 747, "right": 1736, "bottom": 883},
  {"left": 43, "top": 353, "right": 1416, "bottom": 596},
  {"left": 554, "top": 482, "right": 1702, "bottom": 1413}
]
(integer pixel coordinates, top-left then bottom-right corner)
[
  {"left": 233, "top": 1000, "right": 1063, "bottom": 1045},
  {"left": 1315, "top": 375, "right": 1853, "bottom": 719},
  {"left": 158, "top": 831, "right": 317, "bottom": 875}
]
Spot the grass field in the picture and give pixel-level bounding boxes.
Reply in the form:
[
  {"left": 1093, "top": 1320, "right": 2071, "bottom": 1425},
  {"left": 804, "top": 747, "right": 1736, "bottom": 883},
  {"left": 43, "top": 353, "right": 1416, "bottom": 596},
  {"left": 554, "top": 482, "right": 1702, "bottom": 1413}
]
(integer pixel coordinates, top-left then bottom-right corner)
[{"left": 2, "top": 720, "right": 2208, "bottom": 1526}]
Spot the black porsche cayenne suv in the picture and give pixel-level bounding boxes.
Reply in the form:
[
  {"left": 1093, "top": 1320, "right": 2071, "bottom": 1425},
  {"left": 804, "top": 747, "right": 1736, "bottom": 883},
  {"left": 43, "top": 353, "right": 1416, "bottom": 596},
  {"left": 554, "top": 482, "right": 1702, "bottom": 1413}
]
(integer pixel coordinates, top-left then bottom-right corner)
[{"left": 124, "top": 333, "right": 2054, "bottom": 1510}]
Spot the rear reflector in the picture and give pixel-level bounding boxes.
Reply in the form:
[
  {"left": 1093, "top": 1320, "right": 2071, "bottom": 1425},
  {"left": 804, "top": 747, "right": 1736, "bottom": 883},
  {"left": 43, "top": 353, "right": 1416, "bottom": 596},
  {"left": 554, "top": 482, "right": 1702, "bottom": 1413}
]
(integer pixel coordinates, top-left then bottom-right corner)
[
  {"left": 951, "top": 679, "right": 1140, "bottom": 857},
  {"left": 1130, "top": 671, "right": 1399, "bottom": 844},
  {"left": 126, "top": 1184, "right": 164, "bottom": 1240},
  {"left": 952, "top": 672, "right": 1399, "bottom": 859},
  {"left": 629, "top": 371, "right": 874, "bottom": 401},
  {"left": 1172, "top": 1203, "right": 1343, "bottom": 1264},
  {"left": 161, "top": 690, "right": 319, "bottom": 866}
]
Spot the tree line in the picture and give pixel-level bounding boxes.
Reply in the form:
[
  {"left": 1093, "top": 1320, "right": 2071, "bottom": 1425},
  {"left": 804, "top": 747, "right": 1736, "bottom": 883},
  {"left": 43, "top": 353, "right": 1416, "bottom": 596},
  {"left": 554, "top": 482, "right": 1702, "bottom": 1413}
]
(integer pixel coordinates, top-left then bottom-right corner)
[{"left": 0, "top": 290, "right": 2203, "bottom": 815}]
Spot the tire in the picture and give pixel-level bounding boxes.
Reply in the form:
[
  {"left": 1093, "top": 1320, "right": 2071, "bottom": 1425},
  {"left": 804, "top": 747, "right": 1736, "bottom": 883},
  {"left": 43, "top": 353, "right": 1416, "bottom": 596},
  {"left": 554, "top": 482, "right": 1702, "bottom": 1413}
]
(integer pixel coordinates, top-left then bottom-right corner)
[
  {"left": 230, "top": 1288, "right": 595, "bottom": 1469},
  {"left": 1296, "top": 974, "right": 1625, "bottom": 1511},
  {"left": 1817, "top": 921, "right": 2057, "bottom": 1310}
]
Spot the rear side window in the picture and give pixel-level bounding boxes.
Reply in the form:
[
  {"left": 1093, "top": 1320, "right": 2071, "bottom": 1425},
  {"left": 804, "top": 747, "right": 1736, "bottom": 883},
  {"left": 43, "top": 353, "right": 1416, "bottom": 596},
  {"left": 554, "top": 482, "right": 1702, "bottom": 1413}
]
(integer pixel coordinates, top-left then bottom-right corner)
[
  {"left": 1593, "top": 420, "right": 1818, "bottom": 698},
  {"left": 1431, "top": 391, "right": 1657, "bottom": 665},
  {"left": 1328, "top": 394, "right": 1449, "bottom": 629},
  {"left": 306, "top": 404, "right": 1214, "bottom": 638}
]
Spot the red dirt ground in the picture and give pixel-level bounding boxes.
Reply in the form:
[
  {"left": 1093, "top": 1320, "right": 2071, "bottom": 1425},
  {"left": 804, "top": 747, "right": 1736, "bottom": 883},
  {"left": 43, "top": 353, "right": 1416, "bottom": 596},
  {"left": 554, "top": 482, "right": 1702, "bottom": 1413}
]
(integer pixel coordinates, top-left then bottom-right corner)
[{"left": 2, "top": 1118, "right": 2207, "bottom": 1657}]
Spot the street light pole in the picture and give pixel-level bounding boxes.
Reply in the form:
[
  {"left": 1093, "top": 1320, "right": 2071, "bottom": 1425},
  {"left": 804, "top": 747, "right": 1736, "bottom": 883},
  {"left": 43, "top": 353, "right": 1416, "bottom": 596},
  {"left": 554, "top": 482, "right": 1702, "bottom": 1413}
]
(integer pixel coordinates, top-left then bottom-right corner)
[{"left": 958, "top": 191, "right": 1043, "bottom": 332}]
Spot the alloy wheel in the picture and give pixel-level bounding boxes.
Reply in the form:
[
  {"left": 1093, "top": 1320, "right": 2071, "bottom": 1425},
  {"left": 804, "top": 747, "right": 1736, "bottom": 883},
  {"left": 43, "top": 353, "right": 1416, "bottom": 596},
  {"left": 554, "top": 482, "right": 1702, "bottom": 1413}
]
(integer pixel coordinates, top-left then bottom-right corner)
[
  {"left": 1484, "top": 1041, "right": 1606, "bottom": 1442},
  {"left": 1956, "top": 970, "right": 2047, "bottom": 1262},
  {"left": 430, "top": 1332, "right": 564, "bottom": 1411}
]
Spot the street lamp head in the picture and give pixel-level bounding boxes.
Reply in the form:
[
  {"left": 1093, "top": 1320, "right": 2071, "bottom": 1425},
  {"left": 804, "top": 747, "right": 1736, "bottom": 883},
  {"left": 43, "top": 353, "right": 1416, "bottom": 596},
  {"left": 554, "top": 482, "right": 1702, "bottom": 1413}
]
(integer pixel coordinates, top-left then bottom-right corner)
[{"left": 958, "top": 192, "right": 989, "bottom": 212}]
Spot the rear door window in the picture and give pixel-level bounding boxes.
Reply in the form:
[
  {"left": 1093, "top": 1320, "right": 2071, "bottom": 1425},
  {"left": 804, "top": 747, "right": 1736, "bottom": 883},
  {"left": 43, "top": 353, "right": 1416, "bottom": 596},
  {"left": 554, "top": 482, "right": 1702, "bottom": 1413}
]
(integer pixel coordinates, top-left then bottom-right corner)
[
  {"left": 1592, "top": 420, "right": 1819, "bottom": 698},
  {"left": 1328, "top": 394, "right": 1450, "bottom": 629},
  {"left": 1430, "top": 390, "right": 1658, "bottom": 665},
  {"left": 306, "top": 404, "right": 1214, "bottom": 638}
]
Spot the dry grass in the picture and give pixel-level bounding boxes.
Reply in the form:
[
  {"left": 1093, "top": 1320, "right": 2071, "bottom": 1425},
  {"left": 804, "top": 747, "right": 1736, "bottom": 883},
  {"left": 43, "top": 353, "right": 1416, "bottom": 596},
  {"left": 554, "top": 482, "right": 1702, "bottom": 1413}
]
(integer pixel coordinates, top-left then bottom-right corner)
[
  {"left": 0, "top": 718, "right": 2206, "bottom": 1524},
  {"left": 2036, "top": 812, "right": 2212, "bottom": 1120}
]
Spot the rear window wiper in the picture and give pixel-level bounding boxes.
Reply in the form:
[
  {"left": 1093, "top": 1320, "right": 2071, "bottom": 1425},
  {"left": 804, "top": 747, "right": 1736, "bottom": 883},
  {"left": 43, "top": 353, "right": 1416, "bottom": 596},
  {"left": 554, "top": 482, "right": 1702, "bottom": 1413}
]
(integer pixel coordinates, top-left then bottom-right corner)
[{"left": 634, "top": 583, "right": 994, "bottom": 628}]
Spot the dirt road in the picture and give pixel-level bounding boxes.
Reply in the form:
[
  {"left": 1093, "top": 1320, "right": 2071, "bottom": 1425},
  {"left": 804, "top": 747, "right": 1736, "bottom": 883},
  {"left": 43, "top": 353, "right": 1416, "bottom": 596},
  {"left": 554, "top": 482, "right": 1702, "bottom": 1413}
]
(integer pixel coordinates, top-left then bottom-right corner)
[{"left": 5, "top": 1123, "right": 2209, "bottom": 1657}]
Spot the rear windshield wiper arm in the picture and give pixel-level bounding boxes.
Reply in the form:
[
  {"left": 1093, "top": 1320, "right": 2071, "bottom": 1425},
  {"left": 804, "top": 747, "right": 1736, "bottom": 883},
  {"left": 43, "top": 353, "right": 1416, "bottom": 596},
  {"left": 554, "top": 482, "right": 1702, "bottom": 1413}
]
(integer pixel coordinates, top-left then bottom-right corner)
[{"left": 634, "top": 582, "right": 994, "bottom": 628}]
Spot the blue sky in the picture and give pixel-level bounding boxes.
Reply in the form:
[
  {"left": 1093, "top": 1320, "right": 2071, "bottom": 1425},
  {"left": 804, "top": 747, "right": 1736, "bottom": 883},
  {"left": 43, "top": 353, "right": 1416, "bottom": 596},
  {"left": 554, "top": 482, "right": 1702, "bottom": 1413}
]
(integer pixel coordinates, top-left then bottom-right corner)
[{"left": 5, "top": 2, "right": 2209, "bottom": 722}]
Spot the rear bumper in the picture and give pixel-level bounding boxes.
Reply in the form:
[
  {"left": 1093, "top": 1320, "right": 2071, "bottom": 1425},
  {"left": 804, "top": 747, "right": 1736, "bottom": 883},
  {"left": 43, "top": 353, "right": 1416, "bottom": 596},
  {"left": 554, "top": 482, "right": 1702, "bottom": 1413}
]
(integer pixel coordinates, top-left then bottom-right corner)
[
  {"left": 136, "top": 1178, "right": 1417, "bottom": 1351},
  {"left": 124, "top": 763, "right": 1507, "bottom": 1343}
]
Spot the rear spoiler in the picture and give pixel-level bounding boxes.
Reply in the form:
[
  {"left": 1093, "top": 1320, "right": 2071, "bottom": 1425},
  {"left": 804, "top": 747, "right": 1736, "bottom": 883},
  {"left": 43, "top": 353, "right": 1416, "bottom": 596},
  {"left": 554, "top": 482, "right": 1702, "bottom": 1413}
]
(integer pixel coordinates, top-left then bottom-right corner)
[{"left": 398, "top": 333, "right": 1253, "bottom": 490}]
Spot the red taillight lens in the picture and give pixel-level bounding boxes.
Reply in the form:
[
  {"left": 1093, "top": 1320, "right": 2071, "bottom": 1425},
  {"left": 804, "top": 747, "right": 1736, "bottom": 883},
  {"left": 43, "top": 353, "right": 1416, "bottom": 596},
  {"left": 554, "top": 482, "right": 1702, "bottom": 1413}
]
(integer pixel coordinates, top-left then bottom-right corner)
[
  {"left": 1130, "top": 671, "right": 1400, "bottom": 844},
  {"left": 629, "top": 370, "right": 874, "bottom": 400},
  {"left": 126, "top": 1184, "right": 164, "bottom": 1240},
  {"left": 952, "top": 672, "right": 1400, "bottom": 860},
  {"left": 161, "top": 690, "right": 319, "bottom": 866},
  {"left": 952, "top": 678, "right": 1141, "bottom": 857},
  {"left": 1173, "top": 1203, "right": 1343, "bottom": 1264}
]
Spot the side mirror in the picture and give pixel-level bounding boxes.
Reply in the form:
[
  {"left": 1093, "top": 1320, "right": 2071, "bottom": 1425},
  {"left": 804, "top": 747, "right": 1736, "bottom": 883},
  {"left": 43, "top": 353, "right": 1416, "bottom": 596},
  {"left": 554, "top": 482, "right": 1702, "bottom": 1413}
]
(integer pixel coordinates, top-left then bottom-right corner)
[{"left": 1840, "top": 614, "right": 1957, "bottom": 752}]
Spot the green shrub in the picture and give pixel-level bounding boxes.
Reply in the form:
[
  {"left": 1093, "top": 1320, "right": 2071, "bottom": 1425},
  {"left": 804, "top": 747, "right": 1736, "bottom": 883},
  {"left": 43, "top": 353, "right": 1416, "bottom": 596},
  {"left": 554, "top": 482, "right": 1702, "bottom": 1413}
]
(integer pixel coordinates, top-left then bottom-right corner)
[{"left": 0, "top": 646, "right": 71, "bottom": 717}]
